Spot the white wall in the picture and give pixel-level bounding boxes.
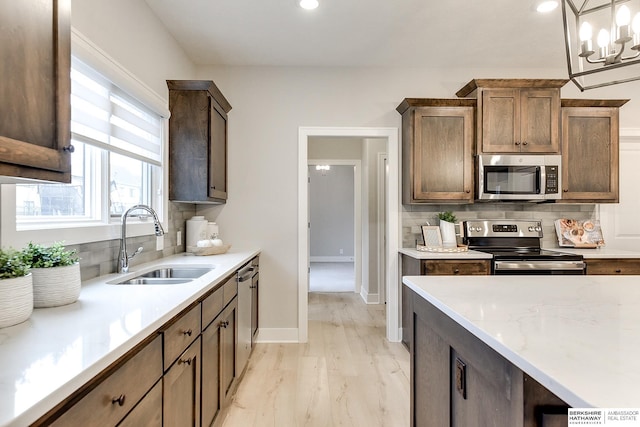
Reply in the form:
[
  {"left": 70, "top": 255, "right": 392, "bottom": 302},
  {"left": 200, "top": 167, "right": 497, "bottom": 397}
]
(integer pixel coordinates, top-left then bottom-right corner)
[{"left": 71, "top": 0, "right": 195, "bottom": 99}]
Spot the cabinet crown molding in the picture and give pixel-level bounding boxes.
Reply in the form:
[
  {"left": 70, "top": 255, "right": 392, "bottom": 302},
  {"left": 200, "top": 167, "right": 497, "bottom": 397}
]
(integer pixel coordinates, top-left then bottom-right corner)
[
  {"left": 396, "top": 98, "right": 476, "bottom": 115},
  {"left": 456, "top": 78, "right": 569, "bottom": 98}
]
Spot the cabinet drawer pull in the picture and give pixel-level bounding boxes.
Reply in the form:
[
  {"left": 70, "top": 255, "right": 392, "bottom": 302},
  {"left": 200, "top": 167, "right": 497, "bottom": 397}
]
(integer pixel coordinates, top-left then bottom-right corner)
[
  {"left": 453, "top": 269, "right": 460, "bottom": 274},
  {"left": 63, "top": 145, "right": 75, "bottom": 153},
  {"left": 183, "top": 329, "right": 193, "bottom": 337},
  {"left": 616, "top": 269, "right": 622, "bottom": 273},
  {"left": 179, "top": 357, "right": 192, "bottom": 365},
  {"left": 455, "top": 358, "right": 467, "bottom": 399},
  {"left": 111, "top": 394, "right": 126, "bottom": 406}
]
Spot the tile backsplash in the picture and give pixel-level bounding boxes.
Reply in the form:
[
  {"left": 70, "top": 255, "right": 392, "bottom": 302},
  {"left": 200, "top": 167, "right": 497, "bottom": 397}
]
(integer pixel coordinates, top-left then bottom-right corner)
[{"left": 403, "top": 203, "right": 598, "bottom": 248}]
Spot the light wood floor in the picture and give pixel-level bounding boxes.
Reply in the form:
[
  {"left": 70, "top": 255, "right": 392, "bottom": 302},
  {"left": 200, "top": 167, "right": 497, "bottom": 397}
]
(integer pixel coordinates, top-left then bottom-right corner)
[{"left": 221, "top": 292, "right": 410, "bottom": 427}]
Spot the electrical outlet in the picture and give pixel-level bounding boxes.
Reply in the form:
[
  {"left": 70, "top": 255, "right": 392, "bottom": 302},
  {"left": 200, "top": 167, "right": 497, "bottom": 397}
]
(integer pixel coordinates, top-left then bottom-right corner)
[
  {"left": 177, "top": 230, "right": 182, "bottom": 246},
  {"left": 156, "top": 235, "right": 164, "bottom": 251}
]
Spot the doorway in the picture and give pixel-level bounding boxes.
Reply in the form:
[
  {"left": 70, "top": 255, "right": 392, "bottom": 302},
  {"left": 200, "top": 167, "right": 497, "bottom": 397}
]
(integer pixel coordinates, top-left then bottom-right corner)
[
  {"left": 308, "top": 162, "right": 360, "bottom": 293},
  {"left": 298, "top": 127, "right": 400, "bottom": 343}
]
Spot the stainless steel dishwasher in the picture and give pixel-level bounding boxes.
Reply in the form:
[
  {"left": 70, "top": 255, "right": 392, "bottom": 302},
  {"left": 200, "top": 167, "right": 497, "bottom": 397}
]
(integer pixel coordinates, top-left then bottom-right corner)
[{"left": 236, "top": 256, "right": 258, "bottom": 375}]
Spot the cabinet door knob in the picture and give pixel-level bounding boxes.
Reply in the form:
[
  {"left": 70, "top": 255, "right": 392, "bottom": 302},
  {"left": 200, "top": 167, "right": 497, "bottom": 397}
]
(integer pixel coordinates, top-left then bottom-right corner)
[
  {"left": 63, "top": 145, "right": 75, "bottom": 153},
  {"left": 183, "top": 329, "right": 193, "bottom": 337},
  {"left": 514, "top": 141, "right": 521, "bottom": 146},
  {"left": 179, "top": 357, "right": 192, "bottom": 365},
  {"left": 112, "top": 394, "right": 126, "bottom": 406},
  {"left": 465, "top": 189, "right": 470, "bottom": 193},
  {"left": 453, "top": 269, "right": 460, "bottom": 274},
  {"left": 220, "top": 320, "right": 229, "bottom": 328},
  {"left": 615, "top": 269, "right": 622, "bottom": 273},
  {"left": 522, "top": 141, "right": 528, "bottom": 146},
  {"left": 563, "top": 189, "right": 568, "bottom": 192}
]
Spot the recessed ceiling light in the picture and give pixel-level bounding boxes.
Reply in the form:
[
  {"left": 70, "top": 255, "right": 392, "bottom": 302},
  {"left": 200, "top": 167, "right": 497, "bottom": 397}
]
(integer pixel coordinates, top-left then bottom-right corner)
[
  {"left": 299, "top": 0, "right": 319, "bottom": 10},
  {"left": 536, "top": 0, "right": 558, "bottom": 13}
]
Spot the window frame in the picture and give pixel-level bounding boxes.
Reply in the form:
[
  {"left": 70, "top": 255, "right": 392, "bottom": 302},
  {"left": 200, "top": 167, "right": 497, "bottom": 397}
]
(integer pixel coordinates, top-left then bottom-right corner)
[{"left": 0, "top": 28, "right": 169, "bottom": 248}]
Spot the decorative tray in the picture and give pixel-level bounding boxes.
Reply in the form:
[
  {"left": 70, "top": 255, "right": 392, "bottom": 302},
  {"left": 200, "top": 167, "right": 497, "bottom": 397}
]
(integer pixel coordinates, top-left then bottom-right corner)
[
  {"left": 416, "top": 244, "right": 468, "bottom": 253},
  {"left": 187, "top": 244, "right": 231, "bottom": 256}
]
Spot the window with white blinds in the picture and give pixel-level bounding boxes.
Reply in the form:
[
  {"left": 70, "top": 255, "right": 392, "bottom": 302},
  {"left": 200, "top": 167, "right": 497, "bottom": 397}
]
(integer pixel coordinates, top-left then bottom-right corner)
[
  {"left": 71, "top": 58, "right": 162, "bottom": 166},
  {"left": 15, "top": 57, "right": 164, "bottom": 226}
]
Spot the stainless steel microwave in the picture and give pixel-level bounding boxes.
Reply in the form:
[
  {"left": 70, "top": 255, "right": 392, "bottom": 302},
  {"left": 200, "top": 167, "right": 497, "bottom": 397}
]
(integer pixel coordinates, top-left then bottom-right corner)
[{"left": 476, "top": 155, "right": 561, "bottom": 201}]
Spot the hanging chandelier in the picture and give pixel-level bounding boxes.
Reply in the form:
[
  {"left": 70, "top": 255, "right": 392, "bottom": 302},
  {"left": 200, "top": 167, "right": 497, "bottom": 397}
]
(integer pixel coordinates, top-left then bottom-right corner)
[{"left": 561, "top": 0, "right": 640, "bottom": 90}]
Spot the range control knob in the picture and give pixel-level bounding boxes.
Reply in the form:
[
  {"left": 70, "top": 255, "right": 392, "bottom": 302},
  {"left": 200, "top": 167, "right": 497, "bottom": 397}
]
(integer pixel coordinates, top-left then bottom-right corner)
[
  {"left": 528, "top": 226, "right": 535, "bottom": 232},
  {"left": 535, "top": 226, "right": 542, "bottom": 232}
]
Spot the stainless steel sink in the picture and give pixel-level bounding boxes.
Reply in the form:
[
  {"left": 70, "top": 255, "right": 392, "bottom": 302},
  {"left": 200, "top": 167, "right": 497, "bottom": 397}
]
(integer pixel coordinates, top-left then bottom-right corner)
[
  {"left": 109, "top": 266, "right": 215, "bottom": 285},
  {"left": 116, "top": 277, "right": 194, "bottom": 285},
  {"left": 139, "top": 267, "right": 213, "bottom": 279}
]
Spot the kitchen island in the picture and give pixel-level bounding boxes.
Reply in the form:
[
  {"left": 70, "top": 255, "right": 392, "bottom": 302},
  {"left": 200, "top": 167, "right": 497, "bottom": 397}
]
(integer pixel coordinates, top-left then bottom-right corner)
[
  {"left": 403, "top": 274, "right": 640, "bottom": 426},
  {"left": 0, "top": 248, "right": 259, "bottom": 427}
]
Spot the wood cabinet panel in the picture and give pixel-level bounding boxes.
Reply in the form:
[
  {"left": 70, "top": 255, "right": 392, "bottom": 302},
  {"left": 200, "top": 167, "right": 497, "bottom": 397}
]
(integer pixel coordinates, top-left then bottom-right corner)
[
  {"left": 201, "top": 314, "right": 222, "bottom": 427},
  {"left": 398, "top": 99, "right": 475, "bottom": 204},
  {"left": 50, "top": 336, "right": 162, "bottom": 427},
  {"left": 561, "top": 107, "right": 620, "bottom": 202},
  {"left": 117, "top": 380, "right": 162, "bottom": 427},
  {"left": 163, "top": 303, "right": 201, "bottom": 371},
  {"left": 0, "top": 0, "right": 72, "bottom": 182},
  {"left": 423, "top": 259, "right": 491, "bottom": 276},
  {"left": 482, "top": 88, "right": 559, "bottom": 154},
  {"left": 164, "top": 337, "right": 201, "bottom": 427},
  {"left": 167, "top": 80, "right": 231, "bottom": 203},
  {"left": 220, "top": 300, "right": 238, "bottom": 404},
  {"left": 585, "top": 258, "right": 640, "bottom": 275}
]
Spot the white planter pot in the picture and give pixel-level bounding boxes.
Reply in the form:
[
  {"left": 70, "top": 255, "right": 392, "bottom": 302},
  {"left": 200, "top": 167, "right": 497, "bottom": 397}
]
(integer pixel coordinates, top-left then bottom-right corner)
[
  {"left": 31, "top": 263, "right": 81, "bottom": 308},
  {"left": 0, "top": 274, "right": 33, "bottom": 328}
]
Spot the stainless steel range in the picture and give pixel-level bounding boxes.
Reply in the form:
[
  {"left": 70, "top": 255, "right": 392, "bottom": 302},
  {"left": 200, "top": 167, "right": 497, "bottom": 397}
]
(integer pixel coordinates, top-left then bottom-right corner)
[{"left": 462, "top": 219, "right": 585, "bottom": 275}]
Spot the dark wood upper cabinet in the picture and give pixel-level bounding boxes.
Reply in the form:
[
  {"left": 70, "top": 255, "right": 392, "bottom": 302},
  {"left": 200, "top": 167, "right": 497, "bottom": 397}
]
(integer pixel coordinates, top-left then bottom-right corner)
[
  {"left": 167, "top": 80, "right": 231, "bottom": 203},
  {"left": 0, "top": 0, "right": 72, "bottom": 183},
  {"left": 397, "top": 98, "right": 476, "bottom": 204},
  {"left": 457, "top": 79, "right": 567, "bottom": 154},
  {"left": 560, "top": 99, "right": 628, "bottom": 203}
]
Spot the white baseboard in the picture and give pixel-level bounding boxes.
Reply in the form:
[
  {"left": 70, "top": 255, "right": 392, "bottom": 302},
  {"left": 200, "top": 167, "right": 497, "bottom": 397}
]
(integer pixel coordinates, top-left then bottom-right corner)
[
  {"left": 360, "top": 287, "right": 380, "bottom": 304},
  {"left": 254, "top": 328, "right": 299, "bottom": 343},
  {"left": 310, "top": 256, "right": 354, "bottom": 262}
]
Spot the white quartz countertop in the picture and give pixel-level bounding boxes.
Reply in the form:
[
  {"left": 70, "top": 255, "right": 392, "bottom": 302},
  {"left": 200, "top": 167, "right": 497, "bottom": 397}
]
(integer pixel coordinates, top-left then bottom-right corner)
[
  {"left": 545, "top": 246, "right": 640, "bottom": 258},
  {"left": 402, "top": 275, "right": 640, "bottom": 409},
  {"left": 399, "top": 248, "right": 493, "bottom": 260},
  {"left": 0, "top": 248, "right": 260, "bottom": 427}
]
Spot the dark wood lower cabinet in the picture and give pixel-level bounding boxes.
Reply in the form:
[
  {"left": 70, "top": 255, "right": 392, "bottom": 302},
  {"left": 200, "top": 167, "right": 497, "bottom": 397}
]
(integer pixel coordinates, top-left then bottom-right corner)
[
  {"left": 118, "top": 380, "right": 163, "bottom": 427},
  {"left": 201, "top": 317, "right": 222, "bottom": 427},
  {"left": 401, "top": 255, "right": 491, "bottom": 350},
  {"left": 220, "top": 301, "right": 238, "bottom": 404},
  {"left": 585, "top": 258, "right": 640, "bottom": 275},
  {"left": 408, "top": 285, "right": 569, "bottom": 427},
  {"left": 164, "top": 337, "right": 202, "bottom": 427}
]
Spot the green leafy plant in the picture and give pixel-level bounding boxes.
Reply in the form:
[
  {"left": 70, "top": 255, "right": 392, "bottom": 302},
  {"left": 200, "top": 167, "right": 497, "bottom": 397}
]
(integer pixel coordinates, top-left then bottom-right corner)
[
  {"left": 22, "top": 242, "right": 79, "bottom": 269},
  {"left": 437, "top": 211, "right": 458, "bottom": 224},
  {"left": 0, "top": 248, "right": 30, "bottom": 279}
]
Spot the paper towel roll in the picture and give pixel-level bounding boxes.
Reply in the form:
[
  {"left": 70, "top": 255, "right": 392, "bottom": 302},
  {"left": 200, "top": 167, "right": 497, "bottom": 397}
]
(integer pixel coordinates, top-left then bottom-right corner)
[{"left": 186, "top": 216, "right": 208, "bottom": 248}]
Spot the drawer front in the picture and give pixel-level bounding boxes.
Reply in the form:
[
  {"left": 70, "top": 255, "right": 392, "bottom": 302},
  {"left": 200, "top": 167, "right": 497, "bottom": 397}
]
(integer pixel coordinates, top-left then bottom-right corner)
[
  {"left": 585, "top": 258, "right": 640, "bottom": 275},
  {"left": 163, "top": 303, "right": 201, "bottom": 370},
  {"left": 51, "top": 335, "right": 162, "bottom": 427},
  {"left": 202, "top": 285, "right": 224, "bottom": 329},
  {"left": 223, "top": 274, "right": 238, "bottom": 307},
  {"left": 423, "top": 260, "right": 491, "bottom": 275}
]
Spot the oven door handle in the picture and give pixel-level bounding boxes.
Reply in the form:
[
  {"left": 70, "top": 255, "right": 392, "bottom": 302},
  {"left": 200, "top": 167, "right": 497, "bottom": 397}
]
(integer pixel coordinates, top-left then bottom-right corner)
[{"left": 494, "top": 261, "right": 586, "bottom": 271}]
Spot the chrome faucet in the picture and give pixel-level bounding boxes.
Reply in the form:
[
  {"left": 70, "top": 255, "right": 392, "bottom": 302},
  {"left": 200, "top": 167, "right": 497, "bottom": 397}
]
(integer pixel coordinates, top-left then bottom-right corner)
[{"left": 118, "top": 204, "right": 165, "bottom": 273}]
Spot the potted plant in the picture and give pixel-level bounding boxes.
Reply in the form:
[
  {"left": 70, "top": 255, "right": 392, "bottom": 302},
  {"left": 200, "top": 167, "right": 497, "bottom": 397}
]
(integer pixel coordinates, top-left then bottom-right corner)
[
  {"left": 0, "top": 248, "right": 33, "bottom": 328},
  {"left": 437, "top": 211, "right": 459, "bottom": 248},
  {"left": 22, "top": 242, "right": 81, "bottom": 308}
]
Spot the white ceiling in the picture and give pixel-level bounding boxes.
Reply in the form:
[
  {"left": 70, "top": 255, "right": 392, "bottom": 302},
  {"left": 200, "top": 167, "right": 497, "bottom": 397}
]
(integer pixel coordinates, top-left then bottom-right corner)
[{"left": 144, "top": 0, "right": 567, "bottom": 69}]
